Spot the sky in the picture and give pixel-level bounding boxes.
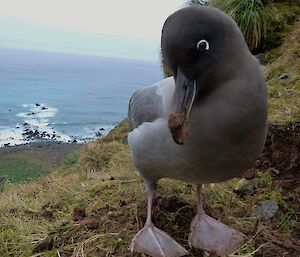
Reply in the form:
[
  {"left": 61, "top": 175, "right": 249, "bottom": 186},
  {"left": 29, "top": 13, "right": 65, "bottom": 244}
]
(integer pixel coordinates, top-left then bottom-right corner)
[{"left": 0, "top": 0, "right": 185, "bottom": 61}]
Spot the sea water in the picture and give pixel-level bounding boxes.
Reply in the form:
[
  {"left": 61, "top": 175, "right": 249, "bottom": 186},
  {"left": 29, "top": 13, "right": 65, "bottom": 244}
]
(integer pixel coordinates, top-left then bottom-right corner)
[{"left": 0, "top": 48, "right": 163, "bottom": 147}]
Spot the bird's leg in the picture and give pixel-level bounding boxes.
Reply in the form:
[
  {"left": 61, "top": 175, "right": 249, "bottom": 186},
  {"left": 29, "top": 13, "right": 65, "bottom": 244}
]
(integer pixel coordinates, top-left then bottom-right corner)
[
  {"left": 188, "top": 184, "right": 245, "bottom": 256},
  {"left": 130, "top": 183, "right": 187, "bottom": 257}
]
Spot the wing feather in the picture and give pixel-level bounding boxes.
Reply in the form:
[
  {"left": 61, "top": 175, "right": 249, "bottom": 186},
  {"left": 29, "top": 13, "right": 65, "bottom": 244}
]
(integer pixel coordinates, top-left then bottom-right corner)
[{"left": 128, "top": 77, "right": 175, "bottom": 130}]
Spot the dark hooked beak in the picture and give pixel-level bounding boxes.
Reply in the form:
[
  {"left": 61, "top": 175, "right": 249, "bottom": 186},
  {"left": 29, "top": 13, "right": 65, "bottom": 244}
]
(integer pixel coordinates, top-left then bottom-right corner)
[
  {"left": 174, "top": 68, "right": 197, "bottom": 119},
  {"left": 168, "top": 68, "right": 197, "bottom": 145}
]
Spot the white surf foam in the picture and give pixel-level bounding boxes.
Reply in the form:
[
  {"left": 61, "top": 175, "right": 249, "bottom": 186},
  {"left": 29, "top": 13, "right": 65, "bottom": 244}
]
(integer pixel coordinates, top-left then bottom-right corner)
[
  {"left": 0, "top": 103, "right": 73, "bottom": 147},
  {"left": 23, "top": 119, "right": 49, "bottom": 128},
  {"left": 1, "top": 103, "right": 115, "bottom": 147},
  {"left": 17, "top": 104, "right": 57, "bottom": 119},
  {"left": 0, "top": 127, "right": 26, "bottom": 147}
]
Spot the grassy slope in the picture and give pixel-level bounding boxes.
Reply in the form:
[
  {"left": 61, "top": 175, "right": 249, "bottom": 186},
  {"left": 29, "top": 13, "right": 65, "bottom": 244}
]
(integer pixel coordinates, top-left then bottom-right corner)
[
  {"left": 0, "top": 119, "right": 299, "bottom": 257},
  {"left": 0, "top": 5, "right": 300, "bottom": 257},
  {"left": 266, "top": 15, "right": 300, "bottom": 123},
  {"left": 0, "top": 153, "right": 50, "bottom": 184},
  {"left": 0, "top": 143, "right": 81, "bottom": 185}
]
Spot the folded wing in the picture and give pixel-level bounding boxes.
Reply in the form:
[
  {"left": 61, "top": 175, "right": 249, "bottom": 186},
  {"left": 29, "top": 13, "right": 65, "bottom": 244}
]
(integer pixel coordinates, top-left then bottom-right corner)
[{"left": 128, "top": 77, "right": 175, "bottom": 130}]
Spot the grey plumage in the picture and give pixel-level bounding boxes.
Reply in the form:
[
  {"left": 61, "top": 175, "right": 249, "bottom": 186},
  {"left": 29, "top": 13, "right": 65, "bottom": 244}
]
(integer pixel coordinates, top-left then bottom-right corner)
[
  {"left": 128, "top": 80, "right": 168, "bottom": 131},
  {"left": 128, "top": 6, "right": 267, "bottom": 185},
  {"left": 128, "top": 6, "right": 267, "bottom": 256}
]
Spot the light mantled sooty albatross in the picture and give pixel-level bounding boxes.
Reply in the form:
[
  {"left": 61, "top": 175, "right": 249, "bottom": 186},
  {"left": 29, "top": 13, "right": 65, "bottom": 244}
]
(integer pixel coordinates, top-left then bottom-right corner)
[{"left": 128, "top": 6, "right": 267, "bottom": 257}]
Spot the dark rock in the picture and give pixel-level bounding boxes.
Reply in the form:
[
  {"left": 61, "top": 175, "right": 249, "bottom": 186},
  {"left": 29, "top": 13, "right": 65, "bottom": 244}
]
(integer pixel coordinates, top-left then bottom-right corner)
[
  {"left": 41, "top": 107, "right": 48, "bottom": 110},
  {"left": 72, "top": 139, "right": 78, "bottom": 143},
  {"left": 95, "top": 131, "right": 102, "bottom": 137},
  {"left": 252, "top": 200, "right": 279, "bottom": 220},
  {"left": 23, "top": 123, "right": 29, "bottom": 126},
  {"left": 99, "top": 128, "right": 105, "bottom": 131},
  {"left": 109, "top": 176, "right": 115, "bottom": 181},
  {"left": 35, "top": 103, "right": 41, "bottom": 106},
  {"left": 4, "top": 143, "right": 10, "bottom": 146},
  {"left": 8, "top": 109, "right": 11, "bottom": 112},
  {"left": 23, "top": 132, "right": 32, "bottom": 138}
]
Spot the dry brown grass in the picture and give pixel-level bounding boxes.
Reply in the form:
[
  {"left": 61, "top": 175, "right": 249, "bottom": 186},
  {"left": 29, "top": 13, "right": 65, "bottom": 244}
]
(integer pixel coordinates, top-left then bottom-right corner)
[
  {"left": 0, "top": 12, "right": 299, "bottom": 257},
  {"left": 266, "top": 20, "right": 300, "bottom": 123},
  {"left": 0, "top": 119, "right": 299, "bottom": 256}
]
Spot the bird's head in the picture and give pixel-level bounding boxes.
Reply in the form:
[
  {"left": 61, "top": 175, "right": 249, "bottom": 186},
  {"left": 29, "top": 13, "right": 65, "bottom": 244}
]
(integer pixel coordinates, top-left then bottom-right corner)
[{"left": 161, "top": 6, "right": 247, "bottom": 145}]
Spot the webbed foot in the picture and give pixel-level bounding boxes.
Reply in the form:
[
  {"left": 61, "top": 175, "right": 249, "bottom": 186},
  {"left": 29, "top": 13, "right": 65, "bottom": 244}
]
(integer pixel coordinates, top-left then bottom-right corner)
[
  {"left": 131, "top": 224, "right": 187, "bottom": 257},
  {"left": 188, "top": 213, "right": 245, "bottom": 256},
  {"left": 188, "top": 184, "right": 245, "bottom": 256}
]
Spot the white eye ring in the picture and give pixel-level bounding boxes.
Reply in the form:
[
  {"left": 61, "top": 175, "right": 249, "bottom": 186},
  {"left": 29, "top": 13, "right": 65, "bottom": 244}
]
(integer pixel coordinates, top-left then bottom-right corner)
[{"left": 197, "top": 39, "right": 209, "bottom": 51}]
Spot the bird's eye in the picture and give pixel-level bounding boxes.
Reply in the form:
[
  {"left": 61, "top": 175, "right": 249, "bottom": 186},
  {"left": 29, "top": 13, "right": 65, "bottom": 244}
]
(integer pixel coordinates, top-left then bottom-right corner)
[{"left": 196, "top": 39, "right": 209, "bottom": 51}]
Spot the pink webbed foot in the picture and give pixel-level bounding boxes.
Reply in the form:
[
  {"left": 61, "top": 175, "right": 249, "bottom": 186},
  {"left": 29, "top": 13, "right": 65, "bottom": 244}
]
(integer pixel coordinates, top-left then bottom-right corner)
[
  {"left": 131, "top": 224, "right": 188, "bottom": 257},
  {"left": 188, "top": 212, "right": 245, "bottom": 256},
  {"left": 131, "top": 183, "right": 187, "bottom": 257},
  {"left": 188, "top": 185, "right": 245, "bottom": 256}
]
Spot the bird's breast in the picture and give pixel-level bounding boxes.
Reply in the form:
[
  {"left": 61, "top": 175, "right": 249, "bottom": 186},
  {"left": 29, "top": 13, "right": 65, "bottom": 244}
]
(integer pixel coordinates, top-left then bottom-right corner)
[{"left": 128, "top": 76, "right": 267, "bottom": 184}]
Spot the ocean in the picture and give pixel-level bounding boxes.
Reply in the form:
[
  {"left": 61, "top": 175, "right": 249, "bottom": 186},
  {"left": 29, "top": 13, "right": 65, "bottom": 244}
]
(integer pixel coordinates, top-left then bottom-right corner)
[{"left": 0, "top": 48, "right": 163, "bottom": 147}]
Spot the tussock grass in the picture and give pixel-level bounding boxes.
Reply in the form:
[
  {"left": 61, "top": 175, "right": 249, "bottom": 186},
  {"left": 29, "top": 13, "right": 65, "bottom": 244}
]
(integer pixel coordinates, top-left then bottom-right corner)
[
  {"left": 210, "top": 0, "right": 273, "bottom": 51},
  {"left": 79, "top": 141, "right": 130, "bottom": 173}
]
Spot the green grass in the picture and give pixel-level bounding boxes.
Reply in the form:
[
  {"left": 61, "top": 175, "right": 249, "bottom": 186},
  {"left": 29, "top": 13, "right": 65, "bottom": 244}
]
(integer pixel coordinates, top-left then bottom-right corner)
[
  {"left": 0, "top": 154, "right": 50, "bottom": 183},
  {"left": 0, "top": 119, "right": 298, "bottom": 256},
  {"left": 265, "top": 18, "right": 300, "bottom": 123},
  {"left": 60, "top": 150, "right": 81, "bottom": 173},
  {"left": 210, "top": 0, "right": 273, "bottom": 51},
  {"left": 0, "top": 3, "right": 299, "bottom": 256}
]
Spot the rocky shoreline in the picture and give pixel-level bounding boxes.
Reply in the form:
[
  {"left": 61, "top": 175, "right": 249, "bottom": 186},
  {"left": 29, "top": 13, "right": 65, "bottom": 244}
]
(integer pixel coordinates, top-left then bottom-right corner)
[{"left": 0, "top": 102, "right": 112, "bottom": 148}]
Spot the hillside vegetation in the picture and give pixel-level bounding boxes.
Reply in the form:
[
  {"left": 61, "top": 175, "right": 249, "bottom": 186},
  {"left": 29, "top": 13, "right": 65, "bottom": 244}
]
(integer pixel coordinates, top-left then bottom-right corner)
[
  {"left": 1, "top": 2, "right": 300, "bottom": 257},
  {"left": 0, "top": 120, "right": 299, "bottom": 257}
]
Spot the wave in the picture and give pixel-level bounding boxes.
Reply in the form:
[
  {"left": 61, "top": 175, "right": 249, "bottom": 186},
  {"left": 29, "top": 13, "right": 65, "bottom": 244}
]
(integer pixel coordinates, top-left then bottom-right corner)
[
  {"left": 0, "top": 127, "right": 25, "bottom": 147},
  {"left": 17, "top": 104, "right": 58, "bottom": 119},
  {"left": 0, "top": 102, "right": 115, "bottom": 147}
]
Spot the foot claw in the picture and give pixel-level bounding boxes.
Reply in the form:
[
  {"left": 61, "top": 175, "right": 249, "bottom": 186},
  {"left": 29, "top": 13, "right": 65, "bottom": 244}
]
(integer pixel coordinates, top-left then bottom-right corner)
[
  {"left": 131, "top": 225, "right": 188, "bottom": 257},
  {"left": 189, "top": 213, "right": 245, "bottom": 256}
]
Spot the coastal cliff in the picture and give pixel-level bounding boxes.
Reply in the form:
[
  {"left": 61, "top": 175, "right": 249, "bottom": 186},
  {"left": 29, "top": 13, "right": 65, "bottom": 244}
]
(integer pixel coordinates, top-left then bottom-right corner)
[{"left": 0, "top": 2, "right": 299, "bottom": 256}]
